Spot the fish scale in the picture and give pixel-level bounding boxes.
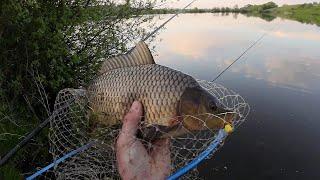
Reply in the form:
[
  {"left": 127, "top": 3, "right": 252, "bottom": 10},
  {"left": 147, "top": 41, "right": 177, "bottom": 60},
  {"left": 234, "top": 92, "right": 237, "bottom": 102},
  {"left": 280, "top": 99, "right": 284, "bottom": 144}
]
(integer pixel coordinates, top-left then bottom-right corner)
[{"left": 88, "top": 63, "right": 199, "bottom": 127}]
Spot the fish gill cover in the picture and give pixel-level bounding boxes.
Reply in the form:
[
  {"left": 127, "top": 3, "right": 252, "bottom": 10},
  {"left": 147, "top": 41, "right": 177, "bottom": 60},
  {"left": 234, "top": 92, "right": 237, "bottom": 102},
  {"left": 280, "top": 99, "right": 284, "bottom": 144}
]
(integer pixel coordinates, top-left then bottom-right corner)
[
  {"left": 43, "top": 79, "right": 249, "bottom": 179},
  {"left": 29, "top": 41, "right": 250, "bottom": 179}
]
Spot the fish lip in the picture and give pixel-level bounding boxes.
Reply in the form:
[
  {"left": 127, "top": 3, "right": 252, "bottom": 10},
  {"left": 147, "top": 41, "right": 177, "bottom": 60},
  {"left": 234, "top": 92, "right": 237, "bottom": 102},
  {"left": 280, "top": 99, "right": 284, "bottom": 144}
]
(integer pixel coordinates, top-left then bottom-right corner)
[
  {"left": 215, "top": 106, "right": 237, "bottom": 125},
  {"left": 220, "top": 111, "right": 237, "bottom": 125}
]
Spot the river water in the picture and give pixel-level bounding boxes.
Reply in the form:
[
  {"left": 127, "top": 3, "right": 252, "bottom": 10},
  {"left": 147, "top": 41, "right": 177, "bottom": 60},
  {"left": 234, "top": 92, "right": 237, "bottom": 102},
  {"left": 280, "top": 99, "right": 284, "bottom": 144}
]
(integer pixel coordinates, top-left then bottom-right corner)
[{"left": 151, "top": 13, "right": 320, "bottom": 179}]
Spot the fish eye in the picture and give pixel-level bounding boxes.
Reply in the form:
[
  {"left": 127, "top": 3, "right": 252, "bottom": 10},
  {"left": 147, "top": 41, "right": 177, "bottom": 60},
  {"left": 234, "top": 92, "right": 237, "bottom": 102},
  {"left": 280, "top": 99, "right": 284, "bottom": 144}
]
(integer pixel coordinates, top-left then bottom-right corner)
[{"left": 209, "top": 102, "right": 217, "bottom": 111}]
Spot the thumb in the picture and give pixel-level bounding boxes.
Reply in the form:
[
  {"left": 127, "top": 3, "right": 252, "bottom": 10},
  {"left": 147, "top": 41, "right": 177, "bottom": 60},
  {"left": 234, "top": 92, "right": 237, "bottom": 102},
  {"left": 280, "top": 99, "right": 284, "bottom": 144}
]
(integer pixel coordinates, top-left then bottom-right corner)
[{"left": 120, "top": 101, "right": 143, "bottom": 140}]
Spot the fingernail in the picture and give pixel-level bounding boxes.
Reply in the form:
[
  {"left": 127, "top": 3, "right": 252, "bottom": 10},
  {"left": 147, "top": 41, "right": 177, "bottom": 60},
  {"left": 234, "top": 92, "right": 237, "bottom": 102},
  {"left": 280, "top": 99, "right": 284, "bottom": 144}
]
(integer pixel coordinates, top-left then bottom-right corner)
[{"left": 130, "top": 101, "right": 140, "bottom": 113}]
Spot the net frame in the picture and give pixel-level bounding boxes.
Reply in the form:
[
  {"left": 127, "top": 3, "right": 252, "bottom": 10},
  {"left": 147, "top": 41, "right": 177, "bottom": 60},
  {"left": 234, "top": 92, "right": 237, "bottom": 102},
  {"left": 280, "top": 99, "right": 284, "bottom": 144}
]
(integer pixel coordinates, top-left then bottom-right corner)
[{"left": 43, "top": 80, "right": 249, "bottom": 179}]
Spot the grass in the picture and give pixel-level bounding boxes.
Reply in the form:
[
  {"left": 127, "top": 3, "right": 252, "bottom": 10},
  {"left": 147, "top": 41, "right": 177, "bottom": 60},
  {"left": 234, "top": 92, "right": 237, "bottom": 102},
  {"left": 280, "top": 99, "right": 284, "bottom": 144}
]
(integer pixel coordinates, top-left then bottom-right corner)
[
  {"left": 0, "top": 104, "right": 51, "bottom": 179},
  {"left": 0, "top": 125, "right": 27, "bottom": 180},
  {"left": 0, "top": 164, "right": 23, "bottom": 180},
  {"left": 1, "top": 2, "right": 319, "bottom": 178},
  {"left": 273, "top": 4, "right": 320, "bottom": 26},
  {"left": 230, "top": 2, "right": 320, "bottom": 26}
]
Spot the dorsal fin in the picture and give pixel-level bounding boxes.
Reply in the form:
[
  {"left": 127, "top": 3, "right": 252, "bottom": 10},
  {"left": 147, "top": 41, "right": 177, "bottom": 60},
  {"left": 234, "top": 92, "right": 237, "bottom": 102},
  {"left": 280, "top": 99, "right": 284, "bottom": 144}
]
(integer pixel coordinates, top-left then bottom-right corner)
[{"left": 99, "top": 41, "right": 155, "bottom": 75}]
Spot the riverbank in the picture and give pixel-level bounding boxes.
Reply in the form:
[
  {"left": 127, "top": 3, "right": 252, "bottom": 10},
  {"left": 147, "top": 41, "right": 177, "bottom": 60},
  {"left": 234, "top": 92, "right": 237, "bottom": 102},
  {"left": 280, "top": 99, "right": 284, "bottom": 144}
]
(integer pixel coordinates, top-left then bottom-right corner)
[
  {"left": 86, "top": 2, "right": 320, "bottom": 26},
  {"left": 273, "top": 3, "right": 320, "bottom": 25},
  {"left": 145, "top": 2, "right": 320, "bottom": 26}
]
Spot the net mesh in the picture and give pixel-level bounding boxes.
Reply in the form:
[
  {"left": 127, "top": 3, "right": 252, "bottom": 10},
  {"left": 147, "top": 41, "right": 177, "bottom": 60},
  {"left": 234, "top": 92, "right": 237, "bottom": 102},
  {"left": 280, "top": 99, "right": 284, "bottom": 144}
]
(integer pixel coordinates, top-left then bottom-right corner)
[{"left": 46, "top": 80, "right": 249, "bottom": 179}]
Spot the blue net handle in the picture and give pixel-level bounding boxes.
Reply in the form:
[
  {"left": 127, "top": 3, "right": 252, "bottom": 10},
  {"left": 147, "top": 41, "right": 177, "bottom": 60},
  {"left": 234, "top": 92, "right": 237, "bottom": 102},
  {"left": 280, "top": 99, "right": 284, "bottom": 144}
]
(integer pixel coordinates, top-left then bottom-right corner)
[
  {"left": 26, "top": 141, "right": 95, "bottom": 180},
  {"left": 167, "top": 129, "right": 227, "bottom": 180},
  {"left": 26, "top": 130, "right": 227, "bottom": 180}
]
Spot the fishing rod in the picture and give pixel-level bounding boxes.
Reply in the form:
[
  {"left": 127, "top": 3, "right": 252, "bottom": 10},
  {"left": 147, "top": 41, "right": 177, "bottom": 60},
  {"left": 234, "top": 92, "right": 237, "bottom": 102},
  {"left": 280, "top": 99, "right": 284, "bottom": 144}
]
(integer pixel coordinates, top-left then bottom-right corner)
[
  {"left": 7, "top": 0, "right": 269, "bottom": 178},
  {"left": 211, "top": 33, "right": 267, "bottom": 82},
  {"left": 212, "top": 24, "right": 278, "bottom": 82},
  {"left": 142, "top": 0, "right": 273, "bottom": 83},
  {"left": 0, "top": 0, "right": 199, "bottom": 169},
  {"left": 142, "top": 0, "right": 198, "bottom": 42}
]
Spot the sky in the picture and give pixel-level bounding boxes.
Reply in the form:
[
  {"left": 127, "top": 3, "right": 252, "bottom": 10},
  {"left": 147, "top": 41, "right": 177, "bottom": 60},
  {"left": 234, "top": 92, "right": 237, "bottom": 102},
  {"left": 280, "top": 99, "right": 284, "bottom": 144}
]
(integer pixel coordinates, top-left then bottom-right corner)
[{"left": 161, "top": 0, "right": 320, "bottom": 8}]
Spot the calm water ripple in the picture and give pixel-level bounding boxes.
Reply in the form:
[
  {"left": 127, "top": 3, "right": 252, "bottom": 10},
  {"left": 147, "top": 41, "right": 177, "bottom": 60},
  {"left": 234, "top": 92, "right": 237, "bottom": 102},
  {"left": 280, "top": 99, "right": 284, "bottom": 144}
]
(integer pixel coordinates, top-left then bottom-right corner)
[{"left": 151, "top": 13, "right": 320, "bottom": 179}]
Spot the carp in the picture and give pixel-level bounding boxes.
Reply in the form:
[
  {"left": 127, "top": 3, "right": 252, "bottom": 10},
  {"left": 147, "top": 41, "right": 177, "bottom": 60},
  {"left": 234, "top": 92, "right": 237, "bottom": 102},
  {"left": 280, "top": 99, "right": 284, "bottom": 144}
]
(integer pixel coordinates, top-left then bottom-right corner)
[{"left": 88, "top": 42, "right": 234, "bottom": 140}]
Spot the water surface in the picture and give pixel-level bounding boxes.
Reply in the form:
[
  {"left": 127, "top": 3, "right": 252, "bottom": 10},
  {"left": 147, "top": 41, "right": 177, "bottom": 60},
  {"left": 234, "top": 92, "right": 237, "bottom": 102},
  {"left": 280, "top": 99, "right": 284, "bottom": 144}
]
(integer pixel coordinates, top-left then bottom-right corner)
[{"left": 151, "top": 13, "right": 320, "bottom": 179}]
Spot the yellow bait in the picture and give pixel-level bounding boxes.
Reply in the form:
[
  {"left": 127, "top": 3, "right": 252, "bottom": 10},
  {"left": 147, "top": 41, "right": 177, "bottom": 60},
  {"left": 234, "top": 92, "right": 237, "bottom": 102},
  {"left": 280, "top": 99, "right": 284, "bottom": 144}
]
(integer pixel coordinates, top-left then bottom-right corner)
[{"left": 224, "top": 124, "right": 234, "bottom": 134}]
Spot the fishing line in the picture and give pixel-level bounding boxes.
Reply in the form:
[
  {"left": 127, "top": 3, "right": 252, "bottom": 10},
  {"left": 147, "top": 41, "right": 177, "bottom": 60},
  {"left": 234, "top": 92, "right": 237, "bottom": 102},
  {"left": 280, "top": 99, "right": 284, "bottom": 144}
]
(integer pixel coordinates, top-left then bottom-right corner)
[
  {"left": 127, "top": 0, "right": 195, "bottom": 49},
  {"left": 25, "top": 0, "right": 203, "bottom": 179},
  {"left": 24, "top": 1, "right": 253, "bottom": 179},
  {"left": 167, "top": 129, "right": 228, "bottom": 180},
  {"left": 141, "top": 0, "right": 198, "bottom": 42},
  {"left": 212, "top": 24, "right": 279, "bottom": 82},
  {"left": 1, "top": 0, "right": 199, "bottom": 168},
  {"left": 26, "top": 141, "right": 96, "bottom": 180}
]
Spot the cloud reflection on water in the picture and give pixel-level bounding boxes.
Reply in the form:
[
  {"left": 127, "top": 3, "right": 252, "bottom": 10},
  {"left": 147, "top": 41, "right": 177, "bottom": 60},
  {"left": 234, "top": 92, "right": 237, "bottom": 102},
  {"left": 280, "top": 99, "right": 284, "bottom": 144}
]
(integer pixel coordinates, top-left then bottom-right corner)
[
  {"left": 153, "top": 13, "right": 320, "bottom": 93},
  {"left": 271, "top": 30, "right": 320, "bottom": 41}
]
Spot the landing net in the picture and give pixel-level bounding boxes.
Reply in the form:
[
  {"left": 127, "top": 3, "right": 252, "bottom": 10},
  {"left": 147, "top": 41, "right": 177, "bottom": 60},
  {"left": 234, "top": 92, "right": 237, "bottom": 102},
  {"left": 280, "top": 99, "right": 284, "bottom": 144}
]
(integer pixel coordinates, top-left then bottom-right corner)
[{"left": 45, "top": 80, "right": 249, "bottom": 179}]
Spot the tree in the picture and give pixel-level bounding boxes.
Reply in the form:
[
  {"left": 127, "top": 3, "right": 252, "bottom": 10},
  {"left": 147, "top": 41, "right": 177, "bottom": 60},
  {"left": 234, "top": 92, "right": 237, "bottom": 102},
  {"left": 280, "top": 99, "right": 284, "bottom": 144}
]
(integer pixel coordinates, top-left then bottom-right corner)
[
  {"left": 261, "top": 1, "right": 278, "bottom": 10},
  {"left": 0, "top": 0, "right": 158, "bottom": 177}
]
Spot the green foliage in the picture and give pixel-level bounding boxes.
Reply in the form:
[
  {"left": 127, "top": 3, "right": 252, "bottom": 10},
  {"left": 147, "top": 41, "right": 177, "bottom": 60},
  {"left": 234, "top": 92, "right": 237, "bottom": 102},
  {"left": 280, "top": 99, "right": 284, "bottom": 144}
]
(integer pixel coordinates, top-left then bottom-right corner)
[
  {"left": 136, "top": 0, "right": 320, "bottom": 26},
  {"left": 0, "top": 0, "right": 155, "bottom": 178},
  {"left": 275, "top": 3, "right": 320, "bottom": 26},
  {"left": 0, "top": 164, "right": 23, "bottom": 180},
  {"left": 240, "top": 1, "right": 278, "bottom": 13},
  {"left": 238, "top": 2, "right": 320, "bottom": 26},
  {"left": 146, "top": 7, "right": 242, "bottom": 14},
  {"left": 261, "top": 2, "right": 278, "bottom": 10}
]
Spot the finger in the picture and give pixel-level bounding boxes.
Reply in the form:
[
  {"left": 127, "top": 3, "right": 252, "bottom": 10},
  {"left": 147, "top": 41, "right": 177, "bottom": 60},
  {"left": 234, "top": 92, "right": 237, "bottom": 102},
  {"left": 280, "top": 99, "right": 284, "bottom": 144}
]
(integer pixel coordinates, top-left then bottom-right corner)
[
  {"left": 121, "top": 101, "right": 143, "bottom": 138},
  {"left": 116, "top": 137, "right": 149, "bottom": 180},
  {"left": 116, "top": 101, "right": 148, "bottom": 179},
  {"left": 151, "top": 138, "right": 171, "bottom": 176}
]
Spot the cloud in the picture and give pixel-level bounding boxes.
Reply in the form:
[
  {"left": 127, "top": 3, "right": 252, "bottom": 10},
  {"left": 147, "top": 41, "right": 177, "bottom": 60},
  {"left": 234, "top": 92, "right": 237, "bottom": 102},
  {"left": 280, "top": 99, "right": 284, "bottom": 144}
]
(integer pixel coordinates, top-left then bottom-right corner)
[
  {"left": 149, "top": 13, "right": 320, "bottom": 93},
  {"left": 161, "top": 33, "right": 219, "bottom": 59},
  {"left": 152, "top": 14, "right": 263, "bottom": 60},
  {"left": 271, "top": 30, "right": 320, "bottom": 41}
]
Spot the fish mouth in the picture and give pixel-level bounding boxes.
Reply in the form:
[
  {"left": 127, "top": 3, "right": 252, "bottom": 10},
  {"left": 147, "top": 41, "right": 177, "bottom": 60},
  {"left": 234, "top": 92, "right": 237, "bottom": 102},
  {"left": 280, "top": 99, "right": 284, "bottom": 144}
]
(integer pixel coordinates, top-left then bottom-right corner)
[
  {"left": 204, "top": 107, "right": 237, "bottom": 131},
  {"left": 217, "top": 109, "right": 237, "bottom": 124},
  {"left": 137, "top": 108, "right": 237, "bottom": 142}
]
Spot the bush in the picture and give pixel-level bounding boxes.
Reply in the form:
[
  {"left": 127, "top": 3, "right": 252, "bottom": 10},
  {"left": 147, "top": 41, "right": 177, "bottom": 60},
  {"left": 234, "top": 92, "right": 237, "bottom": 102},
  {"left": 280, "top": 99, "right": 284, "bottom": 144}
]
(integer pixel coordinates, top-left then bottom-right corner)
[
  {"left": 261, "top": 2, "right": 278, "bottom": 10},
  {"left": 0, "top": 0, "right": 156, "bottom": 177},
  {"left": 240, "top": 2, "right": 278, "bottom": 13}
]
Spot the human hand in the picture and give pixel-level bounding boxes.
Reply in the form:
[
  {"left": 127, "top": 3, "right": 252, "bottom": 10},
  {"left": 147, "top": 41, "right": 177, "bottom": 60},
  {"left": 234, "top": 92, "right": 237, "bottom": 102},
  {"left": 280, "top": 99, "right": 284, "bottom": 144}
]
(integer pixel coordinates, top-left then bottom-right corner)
[{"left": 116, "top": 101, "right": 171, "bottom": 180}]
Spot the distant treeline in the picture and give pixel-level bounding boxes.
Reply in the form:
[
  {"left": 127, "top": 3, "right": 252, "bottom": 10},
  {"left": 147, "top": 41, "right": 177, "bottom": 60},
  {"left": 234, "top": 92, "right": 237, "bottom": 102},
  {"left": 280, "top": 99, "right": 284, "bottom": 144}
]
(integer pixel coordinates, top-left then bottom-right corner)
[
  {"left": 147, "top": 7, "right": 243, "bottom": 14},
  {"left": 88, "top": 1, "right": 320, "bottom": 26},
  {"left": 241, "top": 1, "right": 320, "bottom": 26},
  {"left": 144, "top": 1, "right": 320, "bottom": 26},
  {"left": 273, "top": 2, "right": 320, "bottom": 26},
  {"left": 135, "top": 2, "right": 279, "bottom": 14}
]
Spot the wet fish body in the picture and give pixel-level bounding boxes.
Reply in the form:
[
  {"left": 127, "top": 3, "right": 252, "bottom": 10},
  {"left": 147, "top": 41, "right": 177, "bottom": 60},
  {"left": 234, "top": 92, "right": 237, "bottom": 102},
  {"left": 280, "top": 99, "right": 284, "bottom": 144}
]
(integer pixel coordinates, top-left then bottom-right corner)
[
  {"left": 88, "top": 42, "right": 232, "bottom": 137},
  {"left": 89, "top": 63, "right": 198, "bottom": 127}
]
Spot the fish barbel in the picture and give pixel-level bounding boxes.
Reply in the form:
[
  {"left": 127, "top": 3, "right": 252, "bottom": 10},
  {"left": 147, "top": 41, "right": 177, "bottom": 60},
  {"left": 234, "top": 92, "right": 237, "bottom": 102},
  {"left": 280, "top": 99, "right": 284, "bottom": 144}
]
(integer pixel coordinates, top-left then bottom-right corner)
[{"left": 88, "top": 42, "right": 234, "bottom": 138}]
